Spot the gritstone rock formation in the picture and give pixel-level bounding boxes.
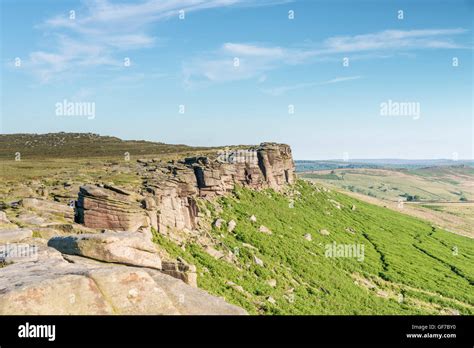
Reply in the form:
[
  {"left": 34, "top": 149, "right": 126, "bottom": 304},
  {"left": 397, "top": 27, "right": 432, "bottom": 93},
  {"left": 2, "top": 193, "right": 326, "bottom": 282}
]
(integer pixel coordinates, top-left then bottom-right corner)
[
  {"left": 0, "top": 142, "right": 295, "bottom": 315},
  {"left": 76, "top": 143, "right": 295, "bottom": 236}
]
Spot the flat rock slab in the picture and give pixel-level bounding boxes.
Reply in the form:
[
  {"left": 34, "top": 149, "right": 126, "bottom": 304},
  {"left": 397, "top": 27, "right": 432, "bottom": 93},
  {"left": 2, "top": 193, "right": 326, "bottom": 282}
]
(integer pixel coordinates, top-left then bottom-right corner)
[
  {"left": 21, "top": 198, "right": 74, "bottom": 219},
  {"left": 0, "top": 243, "right": 63, "bottom": 263},
  {"left": 48, "top": 232, "right": 162, "bottom": 270},
  {"left": 0, "top": 251, "right": 247, "bottom": 315},
  {"left": 0, "top": 228, "right": 33, "bottom": 243}
]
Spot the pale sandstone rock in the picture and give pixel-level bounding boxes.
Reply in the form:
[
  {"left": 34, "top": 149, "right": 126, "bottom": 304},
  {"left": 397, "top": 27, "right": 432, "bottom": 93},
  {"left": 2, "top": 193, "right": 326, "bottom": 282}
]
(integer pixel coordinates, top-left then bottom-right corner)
[
  {"left": 0, "top": 211, "right": 10, "bottom": 223},
  {"left": 259, "top": 225, "right": 272, "bottom": 235},
  {"left": 0, "top": 243, "right": 63, "bottom": 263},
  {"left": 227, "top": 220, "right": 237, "bottom": 233},
  {"left": 205, "top": 245, "right": 225, "bottom": 260},
  {"left": 0, "top": 228, "right": 33, "bottom": 243},
  {"left": 48, "top": 232, "right": 162, "bottom": 270},
  {"left": 0, "top": 252, "right": 245, "bottom": 315},
  {"left": 21, "top": 198, "right": 74, "bottom": 219},
  {"left": 267, "top": 279, "right": 277, "bottom": 287},
  {"left": 214, "top": 218, "right": 225, "bottom": 228},
  {"left": 87, "top": 268, "right": 179, "bottom": 314},
  {"left": 15, "top": 212, "right": 46, "bottom": 226},
  {"left": 254, "top": 255, "right": 264, "bottom": 266},
  {"left": 242, "top": 242, "right": 258, "bottom": 250},
  {"left": 226, "top": 280, "right": 245, "bottom": 293}
]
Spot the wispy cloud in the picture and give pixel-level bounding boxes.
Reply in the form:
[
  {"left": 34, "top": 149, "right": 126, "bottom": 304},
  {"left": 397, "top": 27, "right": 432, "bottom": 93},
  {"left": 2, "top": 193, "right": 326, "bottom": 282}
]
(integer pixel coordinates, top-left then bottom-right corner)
[
  {"left": 24, "top": 0, "right": 288, "bottom": 82},
  {"left": 320, "top": 28, "right": 469, "bottom": 53},
  {"left": 20, "top": 0, "right": 471, "bottom": 86},
  {"left": 262, "top": 76, "right": 362, "bottom": 96},
  {"left": 222, "top": 43, "right": 285, "bottom": 57},
  {"left": 183, "top": 28, "right": 470, "bottom": 86}
]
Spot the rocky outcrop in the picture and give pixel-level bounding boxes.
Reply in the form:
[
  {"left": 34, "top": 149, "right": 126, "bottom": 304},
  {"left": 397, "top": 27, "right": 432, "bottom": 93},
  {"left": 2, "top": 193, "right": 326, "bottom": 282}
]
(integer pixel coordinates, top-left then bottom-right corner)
[
  {"left": 0, "top": 244, "right": 246, "bottom": 315},
  {"left": 141, "top": 143, "right": 295, "bottom": 236},
  {"left": 75, "top": 185, "right": 149, "bottom": 231},
  {"left": 75, "top": 143, "right": 295, "bottom": 237},
  {"left": 188, "top": 143, "right": 295, "bottom": 196},
  {"left": 0, "top": 142, "right": 294, "bottom": 316}
]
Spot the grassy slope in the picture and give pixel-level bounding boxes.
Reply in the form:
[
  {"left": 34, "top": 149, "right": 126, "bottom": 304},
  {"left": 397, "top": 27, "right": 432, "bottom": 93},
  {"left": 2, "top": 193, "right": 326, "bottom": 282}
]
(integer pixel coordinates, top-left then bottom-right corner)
[{"left": 154, "top": 180, "right": 473, "bottom": 315}]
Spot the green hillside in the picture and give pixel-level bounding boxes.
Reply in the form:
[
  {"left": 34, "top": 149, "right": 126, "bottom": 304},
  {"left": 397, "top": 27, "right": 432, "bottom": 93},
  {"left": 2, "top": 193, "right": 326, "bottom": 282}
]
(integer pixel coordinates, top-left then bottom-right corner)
[{"left": 153, "top": 180, "right": 474, "bottom": 315}]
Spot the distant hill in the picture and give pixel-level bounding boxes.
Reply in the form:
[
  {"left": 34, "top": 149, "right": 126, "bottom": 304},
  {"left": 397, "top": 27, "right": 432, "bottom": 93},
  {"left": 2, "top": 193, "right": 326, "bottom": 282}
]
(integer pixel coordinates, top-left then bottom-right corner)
[
  {"left": 296, "top": 159, "right": 474, "bottom": 172},
  {"left": 0, "top": 132, "right": 211, "bottom": 159}
]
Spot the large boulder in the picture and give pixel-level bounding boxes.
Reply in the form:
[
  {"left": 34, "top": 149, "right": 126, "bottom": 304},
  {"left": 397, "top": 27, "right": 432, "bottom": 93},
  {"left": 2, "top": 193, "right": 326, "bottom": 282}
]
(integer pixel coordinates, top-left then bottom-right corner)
[
  {"left": 0, "top": 247, "right": 247, "bottom": 315},
  {"left": 75, "top": 185, "right": 149, "bottom": 231},
  {"left": 48, "top": 232, "right": 162, "bottom": 270}
]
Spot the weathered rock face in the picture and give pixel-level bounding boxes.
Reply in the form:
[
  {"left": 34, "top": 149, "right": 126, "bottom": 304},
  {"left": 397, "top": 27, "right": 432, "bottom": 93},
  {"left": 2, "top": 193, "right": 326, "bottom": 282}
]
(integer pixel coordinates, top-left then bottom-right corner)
[
  {"left": 48, "top": 232, "right": 163, "bottom": 270},
  {"left": 161, "top": 260, "right": 197, "bottom": 288},
  {"left": 76, "top": 185, "right": 149, "bottom": 231},
  {"left": 0, "top": 244, "right": 246, "bottom": 315},
  {"left": 47, "top": 232, "right": 197, "bottom": 286},
  {"left": 75, "top": 143, "right": 295, "bottom": 236},
  {"left": 141, "top": 143, "right": 295, "bottom": 236},
  {"left": 188, "top": 143, "right": 295, "bottom": 196},
  {"left": 256, "top": 143, "right": 296, "bottom": 190}
]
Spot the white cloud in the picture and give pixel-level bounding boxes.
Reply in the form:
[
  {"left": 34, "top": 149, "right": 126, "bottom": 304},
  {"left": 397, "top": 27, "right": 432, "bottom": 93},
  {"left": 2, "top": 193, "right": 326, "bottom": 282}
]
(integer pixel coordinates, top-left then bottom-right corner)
[
  {"left": 262, "top": 76, "right": 362, "bottom": 96},
  {"left": 222, "top": 43, "right": 285, "bottom": 57},
  {"left": 23, "top": 0, "right": 470, "bottom": 85},
  {"left": 183, "top": 28, "right": 469, "bottom": 86},
  {"left": 321, "top": 28, "right": 469, "bottom": 53},
  {"left": 25, "top": 0, "right": 287, "bottom": 82},
  {"left": 324, "top": 76, "right": 362, "bottom": 84}
]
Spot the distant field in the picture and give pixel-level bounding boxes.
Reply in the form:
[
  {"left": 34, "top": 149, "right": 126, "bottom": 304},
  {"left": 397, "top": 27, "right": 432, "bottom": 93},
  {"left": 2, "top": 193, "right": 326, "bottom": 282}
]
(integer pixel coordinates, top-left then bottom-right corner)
[
  {"left": 300, "top": 167, "right": 473, "bottom": 202},
  {"left": 300, "top": 167, "right": 474, "bottom": 238}
]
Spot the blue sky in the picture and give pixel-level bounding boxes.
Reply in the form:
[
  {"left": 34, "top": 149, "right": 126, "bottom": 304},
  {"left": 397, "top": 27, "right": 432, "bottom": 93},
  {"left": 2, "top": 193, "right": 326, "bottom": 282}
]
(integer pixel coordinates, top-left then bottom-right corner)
[{"left": 1, "top": 0, "right": 472, "bottom": 159}]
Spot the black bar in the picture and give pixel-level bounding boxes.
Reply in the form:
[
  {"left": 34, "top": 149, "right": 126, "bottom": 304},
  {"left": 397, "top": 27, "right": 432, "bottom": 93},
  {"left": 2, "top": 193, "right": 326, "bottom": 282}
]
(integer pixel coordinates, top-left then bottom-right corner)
[{"left": 0, "top": 315, "right": 472, "bottom": 346}]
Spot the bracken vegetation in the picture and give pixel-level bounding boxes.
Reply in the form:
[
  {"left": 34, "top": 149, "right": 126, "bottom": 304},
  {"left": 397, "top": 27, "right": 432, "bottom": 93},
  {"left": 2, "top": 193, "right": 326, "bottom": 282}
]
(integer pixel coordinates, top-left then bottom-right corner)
[{"left": 153, "top": 180, "right": 474, "bottom": 315}]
